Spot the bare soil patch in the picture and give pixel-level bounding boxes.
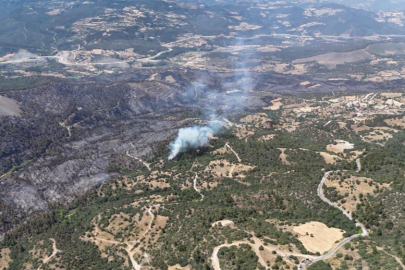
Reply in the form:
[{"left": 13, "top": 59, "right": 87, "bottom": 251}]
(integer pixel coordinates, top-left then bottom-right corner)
[
  {"left": 319, "top": 152, "right": 341, "bottom": 164},
  {"left": 0, "top": 248, "right": 11, "bottom": 270},
  {"left": 263, "top": 97, "right": 283, "bottom": 110},
  {"left": 258, "top": 134, "right": 276, "bottom": 142},
  {"left": 168, "top": 264, "right": 191, "bottom": 270},
  {"left": 300, "top": 81, "right": 311, "bottom": 86},
  {"left": 326, "top": 140, "right": 354, "bottom": 153},
  {"left": 211, "top": 220, "right": 236, "bottom": 228},
  {"left": 278, "top": 148, "right": 291, "bottom": 165},
  {"left": 165, "top": 75, "right": 176, "bottom": 84},
  {"left": 0, "top": 96, "right": 21, "bottom": 116}
]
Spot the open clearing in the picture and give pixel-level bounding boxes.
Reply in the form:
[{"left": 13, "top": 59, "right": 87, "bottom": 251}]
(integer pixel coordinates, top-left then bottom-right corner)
[
  {"left": 384, "top": 116, "right": 405, "bottom": 128},
  {"left": 263, "top": 97, "right": 283, "bottom": 110},
  {"left": 278, "top": 148, "right": 291, "bottom": 165},
  {"left": 211, "top": 220, "right": 235, "bottom": 228},
  {"left": 355, "top": 127, "right": 398, "bottom": 145},
  {"left": 0, "top": 248, "right": 11, "bottom": 270},
  {"left": 258, "top": 134, "right": 276, "bottom": 142},
  {"left": 168, "top": 264, "right": 191, "bottom": 270},
  {"left": 293, "top": 222, "right": 344, "bottom": 254},
  {"left": 211, "top": 235, "right": 303, "bottom": 270},
  {"left": 240, "top": 113, "right": 272, "bottom": 129},
  {"left": 205, "top": 159, "right": 254, "bottom": 178},
  {"left": 325, "top": 175, "right": 390, "bottom": 214},
  {"left": 81, "top": 206, "right": 165, "bottom": 270},
  {"left": 326, "top": 140, "right": 354, "bottom": 153},
  {"left": 292, "top": 49, "right": 374, "bottom": 68},
  {"left": 0, "top": 96, "right": 21, "bottom": 116},
  {"left": 319, "top": 152, "right": 340, "bottom": 164}
]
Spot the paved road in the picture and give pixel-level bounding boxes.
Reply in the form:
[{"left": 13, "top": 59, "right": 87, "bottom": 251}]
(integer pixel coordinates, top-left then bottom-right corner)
[
  {"left": 317, "top": 170, "right": 352, "bottom": 220},
  {"left": 299, "top": 222, "right": 367, "bottom": 269},
  {"left": 300, "top": 160, "right": 368, "bottom": 269}
]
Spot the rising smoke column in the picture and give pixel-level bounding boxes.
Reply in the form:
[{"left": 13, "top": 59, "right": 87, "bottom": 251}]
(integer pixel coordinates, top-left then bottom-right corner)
[
  {"left": 168, "top": 116, "right": 223, "bottom": 160},
  {"left": 168, "top": 38, "right": 256, "bottom": 160}
]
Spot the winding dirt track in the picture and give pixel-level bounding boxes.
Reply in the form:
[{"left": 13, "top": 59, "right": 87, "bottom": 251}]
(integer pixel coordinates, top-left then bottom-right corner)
[
  {"left": 378, "top": 247, "right": 405, "bottom": 269},
  {"left": 211, "top": 241, "right": 246, "bottom": 270},
  {"left": 193, "top": 173, "right": 204, "bottom": 201},
  {"left": 126, "top": 151, "right": 151, "bottom": 171},
  {"left": 225, "top": 142, "right": 241, "bottom": 162},
  {"left": 94, "top": 207, "right": 155, "bottom": 270},
  {"left": 37, "top": 238, "right": 60, "bottom": 270},
  {"left": 211, "top": 236, "right": 317, "bottom": 270}
]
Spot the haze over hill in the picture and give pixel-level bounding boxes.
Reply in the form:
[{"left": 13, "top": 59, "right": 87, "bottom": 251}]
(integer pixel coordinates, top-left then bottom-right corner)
[{"left": 1, "top": 0, "right": 405, "bottom": 270}]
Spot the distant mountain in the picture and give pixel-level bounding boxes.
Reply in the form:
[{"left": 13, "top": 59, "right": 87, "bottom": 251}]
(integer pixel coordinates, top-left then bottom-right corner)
[
  {"left": 0, "top": 0, "right": 404, "bottom": 57},
  {"left": 326, "top": 0, "right": 405, "bottom": 12}
]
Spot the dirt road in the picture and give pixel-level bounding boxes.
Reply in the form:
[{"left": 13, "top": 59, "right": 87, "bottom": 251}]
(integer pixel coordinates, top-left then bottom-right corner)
[
  {"left": 211, "top": 241, "right": 246, "bottom": 270},
  {"left": 377, "top": 247, "right": 405, "bottom": 269},
  {"left": 94, "top": 207, "right": 155, "bottom": 270},
  {"left": 225, "top": 142, "right": 241, "bottom": 162},
  {"left": 193, "top": 173, "right": 204, "bottom": 201},
  {"left": 356, "top": 158, "right": 361, "bottom": 173},
  {"left": 37, "top": 238, "right": 60, "bottom": 270},
  {"left": 126, "top": 151, "right": 151, "bottom": 171}
]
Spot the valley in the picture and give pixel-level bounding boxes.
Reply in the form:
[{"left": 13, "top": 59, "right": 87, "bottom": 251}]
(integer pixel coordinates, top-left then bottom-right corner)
[
  {"left": 1, "top": 0, "right": 405, "bottom": 270},
  {"left": 2, "top": 90, "right": 405, "bottom": 269}
]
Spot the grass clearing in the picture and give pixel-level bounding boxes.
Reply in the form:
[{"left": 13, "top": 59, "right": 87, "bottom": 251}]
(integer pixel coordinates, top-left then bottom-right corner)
[{"left": 293, "top": 222, "right": 344, "bottom": 254}]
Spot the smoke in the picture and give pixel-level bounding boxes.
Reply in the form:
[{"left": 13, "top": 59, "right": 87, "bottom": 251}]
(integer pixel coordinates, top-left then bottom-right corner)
[
  {"left": 168, "top": 115, "right": 224, "bottom": 160},
  {"left": 168, "top": 38, "right": 257, "bottom": 160}
]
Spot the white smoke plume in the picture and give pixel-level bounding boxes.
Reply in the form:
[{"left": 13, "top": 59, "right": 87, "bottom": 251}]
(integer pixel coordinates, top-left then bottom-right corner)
[
  {"left": 168, "top": 115, "right": 224, "bottom": 160},
  {"left": 168, "top": 39, "right": 256, "bottom": 160}
]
